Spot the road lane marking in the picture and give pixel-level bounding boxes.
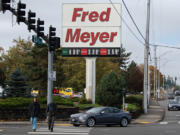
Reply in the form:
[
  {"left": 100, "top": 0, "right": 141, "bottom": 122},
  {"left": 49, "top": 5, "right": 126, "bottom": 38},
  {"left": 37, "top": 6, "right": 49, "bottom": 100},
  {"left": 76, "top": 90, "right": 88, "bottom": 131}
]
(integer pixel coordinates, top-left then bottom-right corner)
[
  {"left": 160, "top": 122, "right": 168, "bottom": 125},
  {"left": 178, "top": 121, "right": 180, "bottom": 124}
]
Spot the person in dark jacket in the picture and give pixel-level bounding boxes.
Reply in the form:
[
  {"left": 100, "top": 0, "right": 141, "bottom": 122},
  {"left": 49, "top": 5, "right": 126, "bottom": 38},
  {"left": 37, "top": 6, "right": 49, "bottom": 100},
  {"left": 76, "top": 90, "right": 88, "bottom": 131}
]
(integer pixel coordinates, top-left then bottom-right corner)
[
  {"left": 47, "top": 102, "right": 57, "bottom": 132},
  {"left": 29, "top": 97, "right": 40, "bottom": 132}
]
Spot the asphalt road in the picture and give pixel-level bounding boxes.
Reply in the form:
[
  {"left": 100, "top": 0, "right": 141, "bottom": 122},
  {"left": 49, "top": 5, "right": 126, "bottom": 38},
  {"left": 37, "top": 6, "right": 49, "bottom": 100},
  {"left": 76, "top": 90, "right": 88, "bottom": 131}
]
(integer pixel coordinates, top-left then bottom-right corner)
[{"left": 1, "top": 99, "right": 180, "bottom": 135}]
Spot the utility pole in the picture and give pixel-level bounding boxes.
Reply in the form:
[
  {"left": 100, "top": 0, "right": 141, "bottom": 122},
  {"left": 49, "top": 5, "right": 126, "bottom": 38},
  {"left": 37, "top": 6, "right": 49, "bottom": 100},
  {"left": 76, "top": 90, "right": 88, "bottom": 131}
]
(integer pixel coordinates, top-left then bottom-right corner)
[
  {"left": 158, "top": 57, "right": 161, "bottom": 99},
  {"left": 154, "top": 46, "right": 157, "bottom": 98},
  {"left": 148, "top": 64, "right": 151, "bottom": 106},
  {"left": 144, "top": 0, "right": 150, "bottom": 114}
]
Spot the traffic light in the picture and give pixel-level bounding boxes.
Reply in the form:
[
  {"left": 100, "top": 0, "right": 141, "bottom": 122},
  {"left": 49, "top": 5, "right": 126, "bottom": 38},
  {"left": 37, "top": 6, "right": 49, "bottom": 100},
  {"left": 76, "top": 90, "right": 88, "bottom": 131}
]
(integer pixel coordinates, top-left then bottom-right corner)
[
  {"left": 55, "top": 37, "right": 60, "bottom": 49},
  {"left": 17, "top": 1, "right": 26, "bottom": 24},
  {"left": 1, "top": 0, "right": 11, "bottom": 13},
  {"left": 49, "top": 26, "right": 56, "bottom": 51},
  {"left": 28, "top": 10, "right": 36, "bottom": 32},
  {"left": 37, "top": 18, "right": 44, "bottom": 37}
]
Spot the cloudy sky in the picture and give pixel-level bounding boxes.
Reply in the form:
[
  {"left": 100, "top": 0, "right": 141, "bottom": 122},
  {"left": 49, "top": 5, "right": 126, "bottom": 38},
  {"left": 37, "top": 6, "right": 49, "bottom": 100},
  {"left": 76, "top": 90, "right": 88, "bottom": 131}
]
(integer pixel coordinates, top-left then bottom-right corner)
[{"left": 0, "top": 0, "right": 180, "bottom": 84}]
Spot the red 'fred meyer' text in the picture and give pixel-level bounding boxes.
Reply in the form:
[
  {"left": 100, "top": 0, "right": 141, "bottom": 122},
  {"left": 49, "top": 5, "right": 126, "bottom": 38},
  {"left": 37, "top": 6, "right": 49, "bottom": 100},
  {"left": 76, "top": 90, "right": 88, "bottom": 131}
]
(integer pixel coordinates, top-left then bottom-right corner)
[{"left": 65, "top": 8, "right": 118, "bottom": 46}]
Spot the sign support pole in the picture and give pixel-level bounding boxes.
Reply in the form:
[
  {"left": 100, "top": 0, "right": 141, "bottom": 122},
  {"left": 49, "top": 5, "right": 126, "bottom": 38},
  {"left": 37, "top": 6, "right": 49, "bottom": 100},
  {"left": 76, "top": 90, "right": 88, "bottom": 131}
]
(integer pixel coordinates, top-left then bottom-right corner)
[
  {"left": 86, "top": 57, "right": 96, "bottom": 104},
  {"left": 47, "top": 50, "right": 53, "bottom": 105}
]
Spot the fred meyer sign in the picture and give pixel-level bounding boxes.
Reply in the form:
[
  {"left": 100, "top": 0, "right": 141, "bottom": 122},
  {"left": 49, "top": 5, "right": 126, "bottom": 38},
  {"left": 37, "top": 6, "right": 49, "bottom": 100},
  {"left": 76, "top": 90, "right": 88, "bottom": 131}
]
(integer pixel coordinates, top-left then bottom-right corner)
[{"left": 62, "top": 4, "right": 121, "bottom": 57}]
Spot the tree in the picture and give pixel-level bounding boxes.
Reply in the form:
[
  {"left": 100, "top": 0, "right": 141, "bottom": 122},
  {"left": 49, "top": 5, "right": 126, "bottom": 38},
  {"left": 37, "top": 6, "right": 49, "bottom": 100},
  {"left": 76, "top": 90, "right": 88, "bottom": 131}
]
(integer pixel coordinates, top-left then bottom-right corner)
[
  {"left": 5, "top": 68, "right": 29, "bottom": 97},
  {"left": 96, "top": 71, "right": 125, "bottom": 107},
  {"left": 110, "top": 46, "right": 131, "bottom": 69},
  {"left": 0, "top": 68, "right": 5, "bottom": 87},
  {"left": 126, "top": 61, "right": 143, "bottom": 93},
  {"left": 24, "top": 44, "right": 48, "bottom": 96}
]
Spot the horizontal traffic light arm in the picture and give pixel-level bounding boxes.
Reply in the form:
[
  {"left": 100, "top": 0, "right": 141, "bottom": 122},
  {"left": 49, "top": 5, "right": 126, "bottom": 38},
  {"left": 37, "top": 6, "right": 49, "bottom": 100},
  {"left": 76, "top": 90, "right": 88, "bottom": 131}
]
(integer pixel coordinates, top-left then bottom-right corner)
[{"left": 9, "top": 7, "right": 49, "bottom": 43}]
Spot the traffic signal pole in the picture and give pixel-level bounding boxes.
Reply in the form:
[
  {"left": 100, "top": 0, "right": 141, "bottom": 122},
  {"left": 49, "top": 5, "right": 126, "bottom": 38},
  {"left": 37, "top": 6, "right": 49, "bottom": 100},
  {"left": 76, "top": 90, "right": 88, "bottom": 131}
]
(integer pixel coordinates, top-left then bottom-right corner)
[
  {"left": 8, "top": 5, "right": 57, "bottom": 105},
  {"left": 47, "top": 51, "right": 53, "bottom": 104}
]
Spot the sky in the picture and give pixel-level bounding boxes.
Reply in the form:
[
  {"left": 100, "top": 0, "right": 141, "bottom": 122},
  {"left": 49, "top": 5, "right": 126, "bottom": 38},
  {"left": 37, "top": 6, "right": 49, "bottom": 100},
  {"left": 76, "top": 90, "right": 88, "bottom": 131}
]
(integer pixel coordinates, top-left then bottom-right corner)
[{"left": 0, "top": 0, "right": 180, "bottom": 85}]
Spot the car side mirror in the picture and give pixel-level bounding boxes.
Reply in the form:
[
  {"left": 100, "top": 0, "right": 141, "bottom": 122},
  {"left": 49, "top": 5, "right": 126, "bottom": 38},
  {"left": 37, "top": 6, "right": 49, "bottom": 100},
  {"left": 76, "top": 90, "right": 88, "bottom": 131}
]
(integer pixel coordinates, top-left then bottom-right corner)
[{"left": 100, "top": 111, "right": 105, "bottom": 115}]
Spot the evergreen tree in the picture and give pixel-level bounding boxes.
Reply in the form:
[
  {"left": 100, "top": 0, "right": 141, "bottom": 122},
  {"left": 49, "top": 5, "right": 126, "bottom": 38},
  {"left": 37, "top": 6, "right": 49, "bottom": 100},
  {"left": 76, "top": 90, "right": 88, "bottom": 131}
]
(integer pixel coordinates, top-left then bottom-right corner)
[
  {"left": 96, "top": 71, "right": 126, "bottom": 107},
  {"left": 0, "top": 68, "right": 5, "bottom": 88},
  {"left": 126, "top": 61, "right": 143, "bottom": 93},
  {"left": 5, "top": 68, "right": 29, "bottom": 97}
]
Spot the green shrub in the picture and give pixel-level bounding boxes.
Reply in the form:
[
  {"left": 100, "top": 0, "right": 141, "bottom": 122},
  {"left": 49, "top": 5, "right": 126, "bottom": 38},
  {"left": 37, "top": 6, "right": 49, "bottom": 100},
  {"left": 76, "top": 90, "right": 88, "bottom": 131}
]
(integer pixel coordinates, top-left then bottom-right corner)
[
  {"left": 54, "top": 96, "right": 73, "bottom": 106},
  {"left": 78, "top": 95, "right": 92, "bottom": 104},
  {"left": 75, "top": 104, "right": 101, "bottom": 110},
  {"left": 70, "top": 97, "right": 80, "bottom": 102},
  {"left": 126, "top": 103, "right": 141, "bottom": 112},
  {"left": 0, "top": 96, "right": 74, "bottom": 108},
  {"left": 126, "top": 95, "right": 143, "bottom": 106}
]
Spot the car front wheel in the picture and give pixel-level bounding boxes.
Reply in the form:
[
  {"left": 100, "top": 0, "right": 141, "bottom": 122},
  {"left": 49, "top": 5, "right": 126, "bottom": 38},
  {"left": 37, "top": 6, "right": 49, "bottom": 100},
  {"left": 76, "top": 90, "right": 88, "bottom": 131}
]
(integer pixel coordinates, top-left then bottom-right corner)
[
  {"left": 120, "top": 118, "right": 128, "bottom": 127},
  {"left": 86, "top": 118, "right": 95, "bottom": 127}
]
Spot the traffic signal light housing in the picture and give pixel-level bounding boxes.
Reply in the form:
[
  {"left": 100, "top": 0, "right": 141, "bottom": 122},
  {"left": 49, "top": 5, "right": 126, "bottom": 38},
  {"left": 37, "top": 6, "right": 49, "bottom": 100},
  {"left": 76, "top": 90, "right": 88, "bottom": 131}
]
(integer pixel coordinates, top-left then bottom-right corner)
[
  {"left": 37, "top": 18, "right": 44, "bottom": 37},
  {"left": 17, "top": 1, "right": 26, "bottom": 24},
  {"left": 49, "top": 26, "right": 56, "bottom": 51},
  {"left": 55, "top": 37, "right": 60, "bottom": 50},
  {"left": 28, "top": 10, "right": 36, "bottom": 32},
  {"left": 1, "top": 0, "right": 11, "bottom": 13}
]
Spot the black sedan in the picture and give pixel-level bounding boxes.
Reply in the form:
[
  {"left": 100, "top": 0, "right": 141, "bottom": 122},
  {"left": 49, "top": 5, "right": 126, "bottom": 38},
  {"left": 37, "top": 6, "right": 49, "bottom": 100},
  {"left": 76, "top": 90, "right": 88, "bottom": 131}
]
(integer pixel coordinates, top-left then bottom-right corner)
[
  {"left": 168, "top": 100, "right": 180, "bottom": 111},
  {"left": 70, "top": 107, "right": 131, "bottom": 127}
]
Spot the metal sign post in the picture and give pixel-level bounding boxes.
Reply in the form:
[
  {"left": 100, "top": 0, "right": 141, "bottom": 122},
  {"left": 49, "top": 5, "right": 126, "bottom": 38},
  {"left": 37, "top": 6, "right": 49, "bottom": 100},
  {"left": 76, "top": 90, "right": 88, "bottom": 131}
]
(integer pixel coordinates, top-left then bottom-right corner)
[{"left": 86, "top": 58, "right": 96, "bottom": 104}]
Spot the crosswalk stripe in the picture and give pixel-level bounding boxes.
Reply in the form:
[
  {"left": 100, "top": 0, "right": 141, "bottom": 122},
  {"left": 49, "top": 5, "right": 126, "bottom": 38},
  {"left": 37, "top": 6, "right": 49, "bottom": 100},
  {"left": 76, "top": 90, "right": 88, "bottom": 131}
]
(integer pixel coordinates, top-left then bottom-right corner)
[
  {"left": 28, "top": 127, "right": 91, "bottom": 135},
  {"left": 28, "top": 132, "right": 88, "bottom": 135},
  {"left": 160, "top": 122, "right": 168, "bottom": 125}
]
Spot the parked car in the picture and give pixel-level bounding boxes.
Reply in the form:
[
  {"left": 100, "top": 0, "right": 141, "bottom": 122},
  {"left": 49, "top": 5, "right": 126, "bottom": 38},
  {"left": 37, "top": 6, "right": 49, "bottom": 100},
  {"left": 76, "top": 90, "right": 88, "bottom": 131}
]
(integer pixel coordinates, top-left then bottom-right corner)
[
  {"left": 71, "top": 92, "right": 83, "bottom": 98},
  {"left": 70, "top": 107, "right": 131, "bottom": 127},
  {"left": 168, "top": 100, "right": 180, "bottom": 111},
  {"left": 168, "top": 93, "right": 174, "bottom": 99}
]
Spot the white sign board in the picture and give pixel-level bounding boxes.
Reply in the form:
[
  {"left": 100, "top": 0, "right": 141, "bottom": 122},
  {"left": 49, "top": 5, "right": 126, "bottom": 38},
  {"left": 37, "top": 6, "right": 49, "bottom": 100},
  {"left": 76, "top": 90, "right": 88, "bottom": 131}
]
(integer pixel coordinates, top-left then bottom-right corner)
[
  {"left": 62, "top": 3, "right": 121, "bottom": 57},
  {"left": 49, "top": 71, "right": 56, "bottom": 81}
]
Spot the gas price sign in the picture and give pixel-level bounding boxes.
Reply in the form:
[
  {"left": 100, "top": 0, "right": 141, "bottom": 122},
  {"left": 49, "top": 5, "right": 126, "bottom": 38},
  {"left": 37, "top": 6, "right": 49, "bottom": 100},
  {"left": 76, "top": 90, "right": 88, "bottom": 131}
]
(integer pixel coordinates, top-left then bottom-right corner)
[{"left": 62, "top": 3, "right": 121, "bottom": 57}]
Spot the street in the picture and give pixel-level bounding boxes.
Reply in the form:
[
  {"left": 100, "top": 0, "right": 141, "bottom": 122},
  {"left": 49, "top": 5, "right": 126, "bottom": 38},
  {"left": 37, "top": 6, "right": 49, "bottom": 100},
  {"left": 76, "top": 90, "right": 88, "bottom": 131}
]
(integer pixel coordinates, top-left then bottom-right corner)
[{"left": 1, "top": 99, "right": 180, "bottom": 135}]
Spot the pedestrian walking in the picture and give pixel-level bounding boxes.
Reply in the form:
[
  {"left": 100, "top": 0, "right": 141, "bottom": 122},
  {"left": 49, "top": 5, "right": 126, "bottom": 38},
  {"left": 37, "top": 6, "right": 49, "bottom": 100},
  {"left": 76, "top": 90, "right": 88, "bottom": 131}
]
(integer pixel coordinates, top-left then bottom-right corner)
[
  {"left": 29, "top": 97, "right": 40, "bottom": 132},
  {"left": 47, "top": 102, "right": 57, "bottom": 132}
]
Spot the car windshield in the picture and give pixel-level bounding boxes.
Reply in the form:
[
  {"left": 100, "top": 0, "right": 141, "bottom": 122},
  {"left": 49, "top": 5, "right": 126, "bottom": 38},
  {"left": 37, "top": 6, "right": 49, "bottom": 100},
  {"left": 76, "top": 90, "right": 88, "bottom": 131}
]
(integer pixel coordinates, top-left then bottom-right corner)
[
  {"left": 86, "top": 107, "right": 103, "bottom": 114},
  {"left": 169, "top": 100, "right": 177, "bottom": 104}
]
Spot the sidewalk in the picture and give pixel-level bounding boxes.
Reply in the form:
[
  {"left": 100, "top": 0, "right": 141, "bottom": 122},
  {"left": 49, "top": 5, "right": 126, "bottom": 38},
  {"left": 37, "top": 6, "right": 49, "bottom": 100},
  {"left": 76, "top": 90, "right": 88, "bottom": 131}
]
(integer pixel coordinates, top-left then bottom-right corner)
[{"left": 132, "top": 99, "right": 165, "bottom": 124}]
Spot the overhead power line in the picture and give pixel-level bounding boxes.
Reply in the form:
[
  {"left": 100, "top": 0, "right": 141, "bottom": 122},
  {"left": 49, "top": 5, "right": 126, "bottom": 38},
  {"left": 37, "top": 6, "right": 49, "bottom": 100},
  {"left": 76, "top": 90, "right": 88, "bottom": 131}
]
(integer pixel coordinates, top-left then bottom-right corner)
[
  {"left": 121, "top": 0, "right": 146, "bottom": 41},
  {"left": 150, "top": 44, "right": 180, "bottom": 50},
  {"left": 108, "top": 0, "right": 145, "bottom": 45}
]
